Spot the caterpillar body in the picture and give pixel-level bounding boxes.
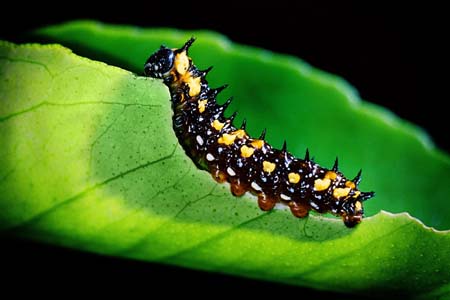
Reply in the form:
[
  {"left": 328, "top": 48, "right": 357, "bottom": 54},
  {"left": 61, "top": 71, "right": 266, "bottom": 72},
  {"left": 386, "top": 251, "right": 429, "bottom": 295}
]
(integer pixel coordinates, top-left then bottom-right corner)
[{"left": 144, "top": 38, "right": 374, "bottom": 228}]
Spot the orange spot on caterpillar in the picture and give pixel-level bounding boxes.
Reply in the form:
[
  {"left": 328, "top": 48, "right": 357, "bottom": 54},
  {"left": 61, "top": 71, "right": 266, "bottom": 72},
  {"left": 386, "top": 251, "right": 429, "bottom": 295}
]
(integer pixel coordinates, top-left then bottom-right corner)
[{"left": 262, "top": 161, "right": 276, "bottom": 173}]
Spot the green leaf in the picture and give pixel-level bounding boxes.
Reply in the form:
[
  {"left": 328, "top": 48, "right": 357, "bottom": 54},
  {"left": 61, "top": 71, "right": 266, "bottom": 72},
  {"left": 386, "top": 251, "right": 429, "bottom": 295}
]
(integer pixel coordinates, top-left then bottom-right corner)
[{"left": 0, "top": 20, "right": 449, "bottom": 298}]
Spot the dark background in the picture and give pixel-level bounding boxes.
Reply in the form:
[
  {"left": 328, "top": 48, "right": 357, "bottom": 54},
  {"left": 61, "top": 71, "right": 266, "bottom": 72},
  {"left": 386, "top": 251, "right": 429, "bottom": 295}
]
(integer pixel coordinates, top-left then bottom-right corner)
[{"left": 0, "top": 1, "right": 446, "bottom": 298}]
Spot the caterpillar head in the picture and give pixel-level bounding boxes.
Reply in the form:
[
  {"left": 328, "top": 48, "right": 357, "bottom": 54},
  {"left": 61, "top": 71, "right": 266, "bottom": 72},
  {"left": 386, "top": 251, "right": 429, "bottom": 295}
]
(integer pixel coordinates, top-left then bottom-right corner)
[
  {"left": 144, "top": 46, "right": 175, "bottom": 79},
  {"left": 144, "top": 38, "right": 196, "bottom": 79},
  {"left": 340, "top": 191, "right": 375, "bottom": 227}
]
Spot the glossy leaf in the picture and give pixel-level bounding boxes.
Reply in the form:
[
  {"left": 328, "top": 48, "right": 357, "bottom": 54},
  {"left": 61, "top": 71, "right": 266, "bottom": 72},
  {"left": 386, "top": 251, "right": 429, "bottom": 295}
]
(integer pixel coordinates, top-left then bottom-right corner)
[{"left": 0, "top": 21, "right": 449, "bottom": 298}]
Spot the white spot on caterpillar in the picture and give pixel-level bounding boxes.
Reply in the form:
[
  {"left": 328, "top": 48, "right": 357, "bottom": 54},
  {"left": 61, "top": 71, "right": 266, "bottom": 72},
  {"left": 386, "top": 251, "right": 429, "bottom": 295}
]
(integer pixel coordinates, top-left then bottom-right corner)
[
  {"left": 280, "top": 193, "right": 291, "bottom": 201},
  {"left": 206, "top": 153, "right": 215, "bottom": 161},
  {"left": 196, "top": 135, "right": 204, "bottom": 146},
  {"left": 251, "top": 181, "right": 262, "bottom": 191},
  {"left": 227, "top": 167, "right": 236, "bottom": 176},
  {"left": 310, "top": 202, "right": 320, "bottom": 210}
]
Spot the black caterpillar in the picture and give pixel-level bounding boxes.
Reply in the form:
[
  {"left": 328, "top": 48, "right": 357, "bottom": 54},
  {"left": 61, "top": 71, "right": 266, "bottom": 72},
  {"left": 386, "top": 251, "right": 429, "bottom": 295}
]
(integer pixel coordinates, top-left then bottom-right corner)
[{"left": 144, "top": 38, "right": 374, "bottom": 227}]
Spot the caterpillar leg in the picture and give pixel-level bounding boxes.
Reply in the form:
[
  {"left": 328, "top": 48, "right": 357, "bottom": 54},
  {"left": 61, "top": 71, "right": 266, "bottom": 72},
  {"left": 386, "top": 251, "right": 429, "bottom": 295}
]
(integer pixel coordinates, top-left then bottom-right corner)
[
  {"left": 257, "top": 193, "right": 277, "bottom": 211},
  {"left": 288, "top": 201, "right": 309, "bottom": 218},
  {"left": 342, "top": 214, "right": 362, "bottom": 228},
  {"left": 229, "top": 178, "right": 248, "bottom": 197},
  {"left": 212, "top": 169, "right": 227, "bottom": 183}
]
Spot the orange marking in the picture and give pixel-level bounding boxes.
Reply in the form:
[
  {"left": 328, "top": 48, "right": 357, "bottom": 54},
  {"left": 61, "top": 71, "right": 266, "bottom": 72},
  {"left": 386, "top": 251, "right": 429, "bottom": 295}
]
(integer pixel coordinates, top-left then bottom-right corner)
[
  {"left": 250, "top": 139, "right": 264, "bottom": 149},
  {"left": 218, "top": 133, "right": 236, "bottom": 145},
  {"left": 288, "top": 172, "right": 301, "bottom": 184},
  {"left": 314, "top": 178, "right": 331, "bottom": 191},
  {"left": 333, "top": 187, "right": 351, "bottom": 199},
  {"left": 212, "top": 120, "right": 225, "bottom": 131},
  {"left": 175, "top": 52, "right": 189, "bottom": 75},
  {"left": 262, "top": 161, "right": 276, "bottom": 173},
  {"left": 198, "top": 99, "right": 208, "bottom": 113},
  {"left": 345, "top": 181, "right": 356, "bottom": 189},
  {"left": 232, "top": 129, "right": 247, "bottom": 139},
  {"left": 240, "top": 145, "right": 255, "bottom": 158},
  {"left": 325, "top": 171, "right": 337, "bottom": 180},
  {"left": 188, "top": 76, "right": 201, "bottom": 97}
]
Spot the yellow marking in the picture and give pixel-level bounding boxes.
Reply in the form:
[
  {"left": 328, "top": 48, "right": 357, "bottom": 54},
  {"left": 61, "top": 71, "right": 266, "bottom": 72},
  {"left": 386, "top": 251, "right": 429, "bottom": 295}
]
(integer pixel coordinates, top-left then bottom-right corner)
[
  {"left": 240, "top": 145, "right": 255, "bottom": 158},
  {"left": 263, "top": 161, "right": 276, "bottom": 173},
  {"left": 325, "top": 171, "right": 337, "bottom": 180},
  {"left": 232, "top": 129, "right": 247, "bottom": 139},
  {"left": 353, "top": 190, "right": 361, "bottom": 198},
  {"left": 314, "top": 178, "right": 331, "bottom": 191},
  {"left": 198, "top": 99, "right": 208, "bottom": 113},
  {"left": 345, "top": 180, "right": 356, "bottom": 189},
  {"left": 355, "top": 201, "right": 362, "bottom": 211},
  {"left": 288, "top": 172, "right": 301, "bottom": 184},
  {"left": 212, "top": 120, "right": 225, "bottom": 131},
  {"left": 333, "top": 187, "right": 351, "bottom": 199},
  {"left": 314, "top": 171, "right": 337, "bottom": 191},
  {"left": 175, "top": 52, "right": 190, "bottom": 75},
  {"left": 218, "top": 133, "right": 236, "bottom": 145},
  {"left": 250, "top": 139, "right": 264, "bottom": 149},
  {"left": 187, "top": 76, "right": 201, "bottom": 97}
]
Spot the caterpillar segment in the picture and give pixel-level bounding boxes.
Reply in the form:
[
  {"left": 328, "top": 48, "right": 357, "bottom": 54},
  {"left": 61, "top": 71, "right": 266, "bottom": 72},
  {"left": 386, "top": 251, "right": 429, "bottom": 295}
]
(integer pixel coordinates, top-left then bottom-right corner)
[{"left": 144, "top": 38, "right": 374, "bottom": 228}]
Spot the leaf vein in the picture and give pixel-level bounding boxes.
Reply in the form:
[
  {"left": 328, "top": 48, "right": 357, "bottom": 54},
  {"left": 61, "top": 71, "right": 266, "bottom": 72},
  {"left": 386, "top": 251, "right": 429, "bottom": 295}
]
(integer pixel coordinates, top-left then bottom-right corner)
[
  {"left": 0, "top": 55, "right": 53, "bottom": 76},
  {"left": 7, "top": 145, "right": 177, "bottom": 232},
  {"left": 0, "top": 101, "right": 161, "bottom": 122},
  {"left": 159, "top": 212, "right": 272, "bottom": 262}
]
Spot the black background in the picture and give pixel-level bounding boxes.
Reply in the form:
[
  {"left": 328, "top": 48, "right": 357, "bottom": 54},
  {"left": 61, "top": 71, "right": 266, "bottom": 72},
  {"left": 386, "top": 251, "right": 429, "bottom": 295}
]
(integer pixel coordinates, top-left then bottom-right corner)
[{"left": 0, "top": 1, "right": 446, "bottom": 298}]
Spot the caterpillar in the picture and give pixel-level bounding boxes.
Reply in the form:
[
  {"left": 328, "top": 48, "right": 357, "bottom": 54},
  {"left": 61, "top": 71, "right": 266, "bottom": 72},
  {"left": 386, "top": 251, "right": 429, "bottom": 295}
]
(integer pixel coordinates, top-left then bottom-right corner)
[{"left": 144, "top": 38, "right": 374, "bottom": 228}]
